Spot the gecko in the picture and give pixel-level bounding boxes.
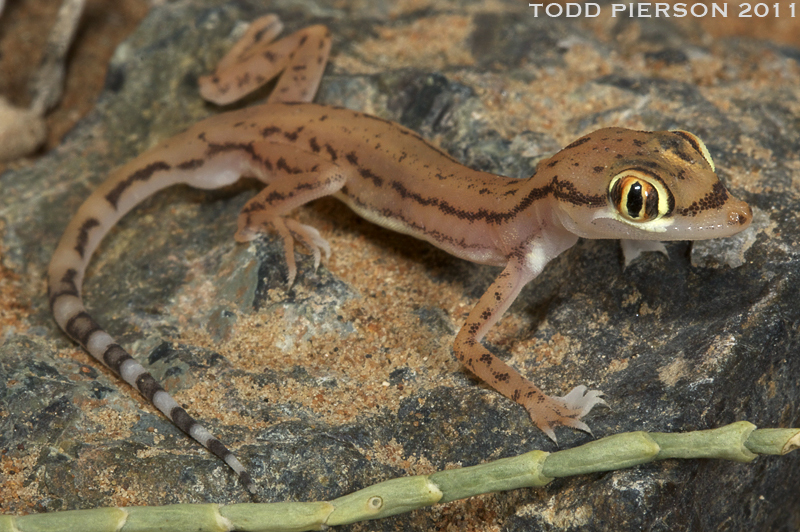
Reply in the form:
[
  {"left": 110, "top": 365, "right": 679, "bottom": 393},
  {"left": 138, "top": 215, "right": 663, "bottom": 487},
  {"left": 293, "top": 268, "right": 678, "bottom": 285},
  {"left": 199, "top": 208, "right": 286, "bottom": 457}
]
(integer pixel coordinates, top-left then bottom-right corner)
[{"left": 47, "top": 15, "right": 752, "bottom": 492}]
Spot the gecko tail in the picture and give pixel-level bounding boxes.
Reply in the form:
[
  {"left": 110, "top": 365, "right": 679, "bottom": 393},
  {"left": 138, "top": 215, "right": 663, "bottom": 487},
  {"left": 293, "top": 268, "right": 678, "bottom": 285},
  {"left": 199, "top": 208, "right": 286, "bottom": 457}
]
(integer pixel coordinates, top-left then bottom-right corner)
[{"left": 48, "top": 286, "right": 254, "bottom": 491}]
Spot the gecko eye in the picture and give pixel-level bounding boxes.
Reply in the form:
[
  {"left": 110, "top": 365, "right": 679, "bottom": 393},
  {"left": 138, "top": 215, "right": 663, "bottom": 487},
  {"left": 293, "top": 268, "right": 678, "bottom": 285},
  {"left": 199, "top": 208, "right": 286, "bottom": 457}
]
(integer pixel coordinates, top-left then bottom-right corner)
[
  {"left": 608, "top": 171, "right": 672, "bottom": 223},
  {"left": 670, "top": 130, "right": 715, "bottom": 172}
]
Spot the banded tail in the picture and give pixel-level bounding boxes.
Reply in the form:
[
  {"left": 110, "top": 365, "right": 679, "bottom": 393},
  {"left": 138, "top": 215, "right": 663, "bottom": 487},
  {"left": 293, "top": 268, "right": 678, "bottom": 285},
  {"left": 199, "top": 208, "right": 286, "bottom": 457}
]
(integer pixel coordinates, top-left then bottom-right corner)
[
  {"left": 48, "top": 14, "right": 334, "bottom": 493},
  {"left": 47, "top": 122, "right": 257, "bottom": 492}
]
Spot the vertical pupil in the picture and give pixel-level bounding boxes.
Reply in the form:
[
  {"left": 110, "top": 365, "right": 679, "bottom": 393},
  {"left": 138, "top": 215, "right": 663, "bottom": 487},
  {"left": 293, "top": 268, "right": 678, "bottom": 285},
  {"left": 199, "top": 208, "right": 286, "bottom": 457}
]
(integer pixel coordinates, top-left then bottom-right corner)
[{"left": 626, "top": 181, "right": 644, "bottom": 218}]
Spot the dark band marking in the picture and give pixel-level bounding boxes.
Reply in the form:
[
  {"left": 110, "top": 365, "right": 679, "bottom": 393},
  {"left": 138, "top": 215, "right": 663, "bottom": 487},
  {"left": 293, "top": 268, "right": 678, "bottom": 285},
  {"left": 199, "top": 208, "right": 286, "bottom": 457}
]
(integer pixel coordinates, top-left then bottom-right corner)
[
  {"left": 563, "top": 136, "right": 591, "bottom": 150},
  {"left": 325, "top": 144, "right": 337, "bottom": 161},
  {"left": 344, "top": 188, "right": 491, "bottom": 252},
  {"left": 363, "top": 113, "right": 459, "bottom": 163},
  {"left": 283, "top": 126, "right": 304, "bottom": 141},
  {"left": 106, "top": 161, "right": 172, "bottom": 209},
  {"left": 170, "top": 406, "right": 195, "bottom": 433},
  {"left": 552, "top": 177, "right": 606, "bottom": 207},
  {"left": 103, "top": 344, "right": 132, "bottom": 374},
  {"left": 136, "top": 373, "right": 163, "bottom": 402},
  {"left": 207, "top": 438, "right": 231, "bottom": 460},
  {"left": 658, "top": 133, "right": 699, "bottom": 166},
  {"left": 236, "top": 72, "right": 251, "bottom": 89},
  {"left": 65, "top": 311, "right": 102, "bottom": 346},
  {"left": 673, "top": 148, "right": 695, "bottom": 165},
  {"left": 671, "top": 130, "right": 703, "bottom": 156},
  {"left": 358, "top": 167, "right": 384, "bottom": 187},
  {"left": 206, "top": 142, "right": 268, "bottom": 171},
  {"left": 261, "top": 126, "right": 281, "bottom": 137},
  {"left": 276, "top": 157, "right": 302, "bottom": 174},
  {"left": 49, "top": 268, "right": 80, "bottom": 309},
  {"left": 74, "top": 218, "right": 101, "bottom": 258}
]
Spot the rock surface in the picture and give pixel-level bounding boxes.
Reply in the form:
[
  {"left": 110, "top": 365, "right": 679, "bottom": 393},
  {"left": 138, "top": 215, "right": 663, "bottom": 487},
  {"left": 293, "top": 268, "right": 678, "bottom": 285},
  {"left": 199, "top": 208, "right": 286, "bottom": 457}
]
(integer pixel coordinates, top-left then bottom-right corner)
[{"left": 1, "top": 0, "right": 799, "bottom": 530}]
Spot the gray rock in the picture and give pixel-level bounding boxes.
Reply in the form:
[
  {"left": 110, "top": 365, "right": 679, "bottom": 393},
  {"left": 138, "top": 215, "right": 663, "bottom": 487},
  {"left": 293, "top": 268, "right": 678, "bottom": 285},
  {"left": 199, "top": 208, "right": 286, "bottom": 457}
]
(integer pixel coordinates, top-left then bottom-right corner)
[{"left": 1, "top": 0, "right": 798, "bottom": 529}]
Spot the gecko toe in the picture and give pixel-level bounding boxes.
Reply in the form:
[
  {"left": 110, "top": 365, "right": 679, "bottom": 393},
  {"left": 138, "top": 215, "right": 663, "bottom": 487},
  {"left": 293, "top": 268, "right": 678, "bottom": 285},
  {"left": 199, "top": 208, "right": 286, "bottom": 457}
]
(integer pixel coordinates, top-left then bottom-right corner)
[
  {"left": 559, "top": 385, "right": 606, "bottom": 417},
  {"left": 285, "top": 219, "right": 331, "bottom": 270},
  {"left": 561, "top": 417, "right": 593, "bottom": 435},
  {"left": 537, "top": 422, "right": 558, "bottom": 444}
]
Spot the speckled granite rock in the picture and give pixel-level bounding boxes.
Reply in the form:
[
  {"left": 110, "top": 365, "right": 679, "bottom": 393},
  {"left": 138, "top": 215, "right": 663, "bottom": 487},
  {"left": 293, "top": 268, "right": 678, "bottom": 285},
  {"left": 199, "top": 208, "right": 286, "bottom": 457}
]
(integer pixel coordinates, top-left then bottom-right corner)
[{"left": 2, "top": 0, "right": 799, "bottom": 529}]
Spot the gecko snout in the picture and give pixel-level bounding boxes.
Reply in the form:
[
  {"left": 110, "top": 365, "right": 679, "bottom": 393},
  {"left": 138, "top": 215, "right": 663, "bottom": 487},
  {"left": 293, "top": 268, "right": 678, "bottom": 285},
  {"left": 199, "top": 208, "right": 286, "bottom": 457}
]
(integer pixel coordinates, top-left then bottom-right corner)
[{"left": 728, "top": 200, "right": 752, "bottom": 228}]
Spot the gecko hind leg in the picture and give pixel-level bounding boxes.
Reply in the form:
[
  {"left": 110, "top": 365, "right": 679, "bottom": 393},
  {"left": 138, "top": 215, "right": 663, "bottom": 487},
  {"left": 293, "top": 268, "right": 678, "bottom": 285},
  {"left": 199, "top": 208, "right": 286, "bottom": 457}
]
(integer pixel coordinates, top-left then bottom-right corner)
[
  {"left": 199, "top": 14, "right": 332, "bottom": 105},
  {"left": 235, "top": 168, "right": 345, "bottom": 285}
]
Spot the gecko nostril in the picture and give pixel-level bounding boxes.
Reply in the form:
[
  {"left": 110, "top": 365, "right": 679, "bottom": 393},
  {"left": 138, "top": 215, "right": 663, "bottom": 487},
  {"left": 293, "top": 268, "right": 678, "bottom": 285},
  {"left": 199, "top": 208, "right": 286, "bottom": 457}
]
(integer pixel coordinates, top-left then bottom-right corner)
[{"left": 728, "top": 206, "right": 751, "bottom": 226}]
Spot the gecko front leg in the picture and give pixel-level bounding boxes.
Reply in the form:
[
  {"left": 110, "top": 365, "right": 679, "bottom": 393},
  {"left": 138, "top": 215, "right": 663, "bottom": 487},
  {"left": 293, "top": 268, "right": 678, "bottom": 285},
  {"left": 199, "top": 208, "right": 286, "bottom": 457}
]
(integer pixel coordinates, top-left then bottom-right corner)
[{"left": 454, "top": 233, "right": 605, "bottom": 441}]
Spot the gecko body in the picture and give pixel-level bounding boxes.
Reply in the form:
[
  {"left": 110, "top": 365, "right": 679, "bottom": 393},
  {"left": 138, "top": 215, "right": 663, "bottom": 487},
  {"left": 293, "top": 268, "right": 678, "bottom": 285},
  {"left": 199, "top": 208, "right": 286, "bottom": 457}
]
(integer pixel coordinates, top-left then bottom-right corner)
[{"left": 48, "top": 16, "right": 752, "bottom": 491}]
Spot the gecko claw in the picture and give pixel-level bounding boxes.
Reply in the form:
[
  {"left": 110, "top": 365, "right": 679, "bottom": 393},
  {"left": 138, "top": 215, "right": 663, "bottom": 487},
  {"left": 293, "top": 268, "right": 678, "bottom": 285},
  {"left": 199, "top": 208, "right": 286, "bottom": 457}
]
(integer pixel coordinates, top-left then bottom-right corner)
[{"left": 526, "top": 384, "right": 606, "bottom": 443}]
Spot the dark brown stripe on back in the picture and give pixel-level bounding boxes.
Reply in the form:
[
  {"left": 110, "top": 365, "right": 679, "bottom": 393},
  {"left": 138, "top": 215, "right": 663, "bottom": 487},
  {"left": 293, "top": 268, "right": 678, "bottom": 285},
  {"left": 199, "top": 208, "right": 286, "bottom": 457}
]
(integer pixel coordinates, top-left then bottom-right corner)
[
  {"left": 177, "top": 159, "right": 205, "bottom": 170},
  {"left": 206, "top": 141, "right": 268, "bottom": 170},
  {"left": 261, "top": 126, "right": 281, "bottom": 137},
  {"left": 389, "top": 179, "right": 555, "bottom": 225}
]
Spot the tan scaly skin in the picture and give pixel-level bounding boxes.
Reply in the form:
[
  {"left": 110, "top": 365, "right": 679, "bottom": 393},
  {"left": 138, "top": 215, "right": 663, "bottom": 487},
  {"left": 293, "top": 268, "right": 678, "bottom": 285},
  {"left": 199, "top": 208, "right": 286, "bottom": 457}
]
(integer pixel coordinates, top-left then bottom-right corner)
[{"left": 47, "top": 15, "right": 752, "bottom": 492}]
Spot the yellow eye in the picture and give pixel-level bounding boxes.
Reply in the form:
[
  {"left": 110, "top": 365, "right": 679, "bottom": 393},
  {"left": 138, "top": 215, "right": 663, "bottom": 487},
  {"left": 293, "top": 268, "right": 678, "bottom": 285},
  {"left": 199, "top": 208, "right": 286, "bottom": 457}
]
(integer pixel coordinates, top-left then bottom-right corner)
[{"left": 608, "top": 171, "right": 672, "bottom": 222}]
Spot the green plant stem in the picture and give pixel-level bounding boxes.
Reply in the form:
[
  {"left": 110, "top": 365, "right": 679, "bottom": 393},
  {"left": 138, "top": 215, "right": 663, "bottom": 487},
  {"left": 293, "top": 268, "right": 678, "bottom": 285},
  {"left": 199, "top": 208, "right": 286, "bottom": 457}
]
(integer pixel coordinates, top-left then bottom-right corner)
[{"left": 3, "top": 423, "right": 798, "bottom": 532}]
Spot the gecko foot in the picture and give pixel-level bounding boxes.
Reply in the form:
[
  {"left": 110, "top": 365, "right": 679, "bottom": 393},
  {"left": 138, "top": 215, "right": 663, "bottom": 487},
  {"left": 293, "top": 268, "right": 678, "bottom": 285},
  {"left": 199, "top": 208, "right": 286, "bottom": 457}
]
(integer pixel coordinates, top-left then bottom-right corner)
[
  {"left": 285, "top": 218, "right": 331, "bottom": 270},
  {"left": 525, "top": 385, "right": 607, "bottom": 444},
  {"left": 235, "top": 212, "right": 330, "bottom": 286}
]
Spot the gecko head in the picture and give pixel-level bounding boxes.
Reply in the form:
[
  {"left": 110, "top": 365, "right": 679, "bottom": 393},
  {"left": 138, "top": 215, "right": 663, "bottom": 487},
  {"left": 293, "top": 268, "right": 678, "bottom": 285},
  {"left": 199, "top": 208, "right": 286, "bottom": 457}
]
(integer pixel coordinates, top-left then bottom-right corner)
[{"left": 551, "top": 128, "right": 752, "bottom": 241}]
